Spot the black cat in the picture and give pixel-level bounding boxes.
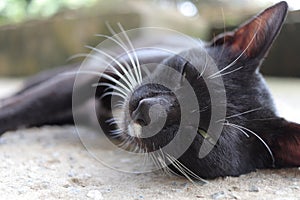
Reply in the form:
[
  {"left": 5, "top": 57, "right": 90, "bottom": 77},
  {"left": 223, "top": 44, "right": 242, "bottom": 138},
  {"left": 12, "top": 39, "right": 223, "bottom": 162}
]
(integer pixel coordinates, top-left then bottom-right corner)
[{"left": 0, "top": 1, "right": 299, "bottom": 179}]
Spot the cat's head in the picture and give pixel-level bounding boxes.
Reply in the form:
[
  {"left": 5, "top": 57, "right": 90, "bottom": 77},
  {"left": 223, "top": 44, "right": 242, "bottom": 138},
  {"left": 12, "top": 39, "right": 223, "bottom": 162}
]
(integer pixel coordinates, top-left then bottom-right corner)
[{"left": 97, "top": 1, "right": 300, "bottom": 178}]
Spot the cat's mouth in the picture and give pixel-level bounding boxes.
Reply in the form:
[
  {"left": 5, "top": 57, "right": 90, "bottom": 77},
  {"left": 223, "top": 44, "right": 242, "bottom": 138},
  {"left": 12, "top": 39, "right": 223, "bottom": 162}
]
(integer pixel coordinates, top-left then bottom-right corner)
[
  {"left": 125, "top": 121, "right": 180, "bottom": 152},
  {"left": 127, "top": 122, "right": 142, "bottom": 138}
]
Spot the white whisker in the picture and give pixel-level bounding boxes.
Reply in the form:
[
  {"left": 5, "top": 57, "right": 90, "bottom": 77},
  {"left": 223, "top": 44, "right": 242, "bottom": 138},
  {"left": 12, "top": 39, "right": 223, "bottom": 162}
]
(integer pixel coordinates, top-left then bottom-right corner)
[
  {"left": 223, "top": 121, "right": 275, "bottom": 167},
  {"left": 110, "top": 129, "right": 123, "bottom": 135},
  {"left": 67, "top": 53, "right": 95, "bottom": 62},
  {"left": 96, "top": 72, "right": 131, "bottom": 93},
  {"left": 113, "top": 103, "right": 126, "bottom": 109},
  {"left": 224, "top": 107, "right": 262, "bottom": 120},
  {"left": 166, "top": 153, "right": 208, "bottom": 184},
  {"left": 61, "top": 70, "right": 131, "bottom": 93},
  {"left": 223, "top": 121, "right": 250, "bottom": 137},
  {"left": 149, "top": 153, "right": 161, "bottom": 172},
  {"left": 94, "top": 33, "right": 139, "bottom": 87},
  {"left": 165, "top": 154, "right": 195, "bottom": 184},
  {"left": 92, "top": 82, "right": 128, "bottom": 96},
  {"left": 210, "top": 66, "right": 244, "bottom": 79},
  {"left": 105, "top": 22, "right": 141, "bottom": 87},
  {"left": 118, "top": 23, "right": 142, "bottom": 84},
  {"left": 105, "top": 22, "right": 127, "bottom": 47},
  {"left": 216, "top": 7, "right": 227, "bottom": 63},
  {"left": 85, "top": 45, "right": 135, "bottom": 91},
  {"left": 100, "top": 91, "right": 126, "bottom": 100},
  {"left": 199, "top": 51, "right": 209, "bottom": 77}
]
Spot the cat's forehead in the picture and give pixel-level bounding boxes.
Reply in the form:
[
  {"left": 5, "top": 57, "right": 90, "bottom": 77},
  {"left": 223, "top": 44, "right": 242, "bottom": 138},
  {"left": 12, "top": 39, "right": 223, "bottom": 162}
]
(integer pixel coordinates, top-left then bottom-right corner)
[{"left": 163, "top": 47, "right": 213, "bottom": 71}]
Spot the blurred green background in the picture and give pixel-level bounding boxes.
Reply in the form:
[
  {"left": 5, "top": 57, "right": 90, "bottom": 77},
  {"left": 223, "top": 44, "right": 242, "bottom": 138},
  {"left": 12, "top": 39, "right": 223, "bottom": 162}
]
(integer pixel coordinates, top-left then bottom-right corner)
[{"left": 0, "top": 0, "right": 299, "bottom": 77}]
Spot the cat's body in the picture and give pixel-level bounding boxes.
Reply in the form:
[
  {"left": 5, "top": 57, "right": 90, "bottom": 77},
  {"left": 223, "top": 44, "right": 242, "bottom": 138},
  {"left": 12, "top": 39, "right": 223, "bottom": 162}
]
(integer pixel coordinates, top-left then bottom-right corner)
[{"left": 0, "top": 1, "right": 299, "bottom": 179}]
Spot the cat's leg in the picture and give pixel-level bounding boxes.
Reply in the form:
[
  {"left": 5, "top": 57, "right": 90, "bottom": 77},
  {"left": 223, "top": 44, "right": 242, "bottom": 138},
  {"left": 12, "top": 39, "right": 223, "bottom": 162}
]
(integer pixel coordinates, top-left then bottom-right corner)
[
  {"left": 13, "top": 63, "right": 79, "bottom": 97},
  {"left": 252, "top": 118, "right": 300, "bottom": 168},
  {"left": 0, "top": 64, "right": 79, "bottom": 111},
  {"left": 0, "top": 73, "right": 97, "bottom": 136},
  {"left": 267, "top": 119, "right": 300, "bottom": 167}
]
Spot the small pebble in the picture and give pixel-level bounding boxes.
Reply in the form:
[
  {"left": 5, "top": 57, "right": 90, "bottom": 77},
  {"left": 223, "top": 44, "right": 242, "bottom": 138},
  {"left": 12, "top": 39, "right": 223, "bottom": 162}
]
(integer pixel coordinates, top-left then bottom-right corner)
[
  {"left": 249, "top": 185, "right": 259, "bottom": 192},
  {"left": 211, "top": 191, "right": 226, "bottom": 199},
  {"left": 228, "top": 193, "right": 240, "bottom": 200},
  {"left": 274, "top": 190, "right": 287, "bottom": 195},
  {"left": 290, "top": 186, "right": 299, "bottom": 190},
  {"left": 87, "top": 190, "right": 103, "bottom": 200},
  {"left": 67, "top": 170, "right": 76, "bottom": 177},
  {"left": 68, "top": 187, "right": 80, "bottom": 195},
  {"left": 62, "top": 184, "right": 70, "bottom": 188}
]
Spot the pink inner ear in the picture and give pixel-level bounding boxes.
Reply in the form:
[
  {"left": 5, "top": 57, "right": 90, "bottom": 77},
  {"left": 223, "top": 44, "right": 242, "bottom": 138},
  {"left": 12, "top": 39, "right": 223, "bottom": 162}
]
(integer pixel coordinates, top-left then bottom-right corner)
[
  {"left": 231, "top": 2, "right": 287, "bottom": 58},
  {"left": 213, "top": 1, "right": 288, "bottom": 59},
  {"left": 231, "top": 17, "right": 268, "bottom": 58}
]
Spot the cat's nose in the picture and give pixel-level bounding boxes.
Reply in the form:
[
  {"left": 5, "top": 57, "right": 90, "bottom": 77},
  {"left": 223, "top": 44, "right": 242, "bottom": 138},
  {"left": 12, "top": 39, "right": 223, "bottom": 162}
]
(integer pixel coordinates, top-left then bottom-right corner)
[{"left": 131, "top": 97, "right": 164, "bottom": 127}]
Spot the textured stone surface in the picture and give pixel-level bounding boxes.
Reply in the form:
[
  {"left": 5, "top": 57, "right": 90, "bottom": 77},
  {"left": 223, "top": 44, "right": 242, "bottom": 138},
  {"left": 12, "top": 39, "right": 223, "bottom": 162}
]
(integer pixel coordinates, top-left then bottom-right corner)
[{"left": 0, "top": 78, "right": 299, "bottom": 199}]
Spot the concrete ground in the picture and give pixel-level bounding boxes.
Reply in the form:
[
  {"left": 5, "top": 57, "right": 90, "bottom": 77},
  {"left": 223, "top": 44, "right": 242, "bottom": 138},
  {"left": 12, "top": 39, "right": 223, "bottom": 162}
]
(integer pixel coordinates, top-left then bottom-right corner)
[{"left": 0, "top": 77, "right": 299, "bottom": 200}]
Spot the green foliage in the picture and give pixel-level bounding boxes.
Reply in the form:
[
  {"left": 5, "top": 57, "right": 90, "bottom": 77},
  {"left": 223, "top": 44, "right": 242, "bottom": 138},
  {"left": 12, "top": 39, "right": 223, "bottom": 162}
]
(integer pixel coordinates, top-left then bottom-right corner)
[{"left": 0, "top": 0, "right": 98, "bottom": 25}]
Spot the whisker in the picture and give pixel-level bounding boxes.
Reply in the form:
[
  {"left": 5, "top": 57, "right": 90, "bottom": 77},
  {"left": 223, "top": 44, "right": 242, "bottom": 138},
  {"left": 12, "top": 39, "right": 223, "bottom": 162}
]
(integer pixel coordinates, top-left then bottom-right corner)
[
  {"left": 118, "top": 23, "right": 142, "bottom": 84},
  {"left": 142, "top": 150, "right": 149, "bottom": 169},
  {"left": 92, "top": 82, "right": 128, "bottom": 96},
  {"left": 61, "top": 70, "right": 131, "bottom": 94},
  {"left": 223, "top": 121, "right": 250, "bottom": 137},
  {"left": 94, "top": 33, "right": 139, "bottom": 87},
  {"left": 166, "top": 153, "right": 208, "bottom": 184},
  {"left": 105, "top": 22, "right": 127, "bottom": 47},
  {"left": 68, "top": 51, "right": 138, "bottom": 91},
  {"left": 105, "top": 22, "right": 141, "bottom": 87},
  {"left": 85, "top": 45, "right": 135, "bottom": 91},
  {"left": 106, "top": 117, "right": 122, "bottom": 126},
  {"left": 94, "top": 72, "right": 131, "bottom": 93},
  {"left": 224, "top": 121, "right": 275, "bottom": 167},
  {"left": 225, "top": 107, "right": 263, "bottom": 120},
  {"left": 165, "top": 154, "right": 195, "bottom": 185},
  {"left": 105, "top": 118, "right": 115, "bottom": 123},
  {"left": 216, "top": 7, "right": 227, "bottom": 64},
  {"left": 113, "top": 103, "right": 126, "bottom": 109},
  {"left": 209, "top": 66, "right": 244, "bottom": 79},
  {"left": 118, "top": 136, "right": 133, "bottom": 150},
  {"left": 67, "top": 53, "right": 95, "bottom": 62},
  {"left": 158, "top": 148, "right": 175, "bottom": 176},
  {"left": 100, "top": 91, "right": 127, "bottom": 100},
  {"left": 110, "top": 129, "right": 123, "bottom": 136},
  {"left": 190, "top": 106, "right": 210, "bottom": 114},
  {"left": 199, "top": 51, "right": 209, "bottom": 77},
  {"left": 216, "top": 107, "right": 263, "bottom": 123},
  {"left": 149, "top": 153, "right": 162, "bottom": 172}
]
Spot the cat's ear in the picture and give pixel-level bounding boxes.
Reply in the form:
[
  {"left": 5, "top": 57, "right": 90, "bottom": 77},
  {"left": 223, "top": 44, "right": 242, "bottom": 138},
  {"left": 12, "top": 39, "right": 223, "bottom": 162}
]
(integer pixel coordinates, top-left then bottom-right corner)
[
  {"left": 211, "top": 1, "right": 288, "bottom": 61},
  {"left": 269, "top": 120, "right": 300, "bottom": 167}
]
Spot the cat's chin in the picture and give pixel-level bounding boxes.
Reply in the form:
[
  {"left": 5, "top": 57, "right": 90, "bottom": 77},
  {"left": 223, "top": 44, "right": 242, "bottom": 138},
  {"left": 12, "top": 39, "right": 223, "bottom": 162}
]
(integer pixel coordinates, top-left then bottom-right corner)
[{"left": 127, "top": 122, "right": 142, "bottom": 138}]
